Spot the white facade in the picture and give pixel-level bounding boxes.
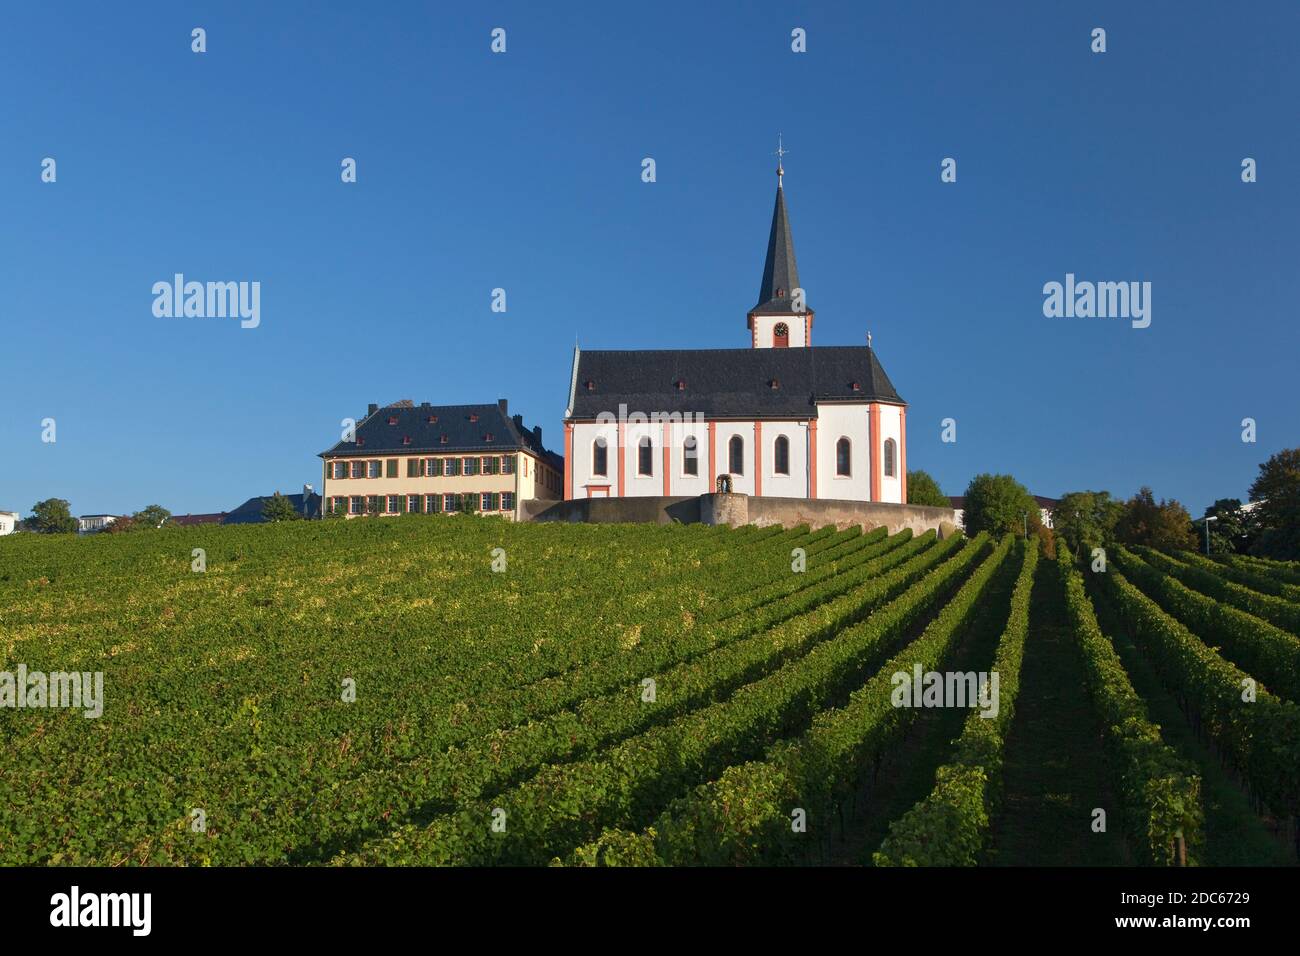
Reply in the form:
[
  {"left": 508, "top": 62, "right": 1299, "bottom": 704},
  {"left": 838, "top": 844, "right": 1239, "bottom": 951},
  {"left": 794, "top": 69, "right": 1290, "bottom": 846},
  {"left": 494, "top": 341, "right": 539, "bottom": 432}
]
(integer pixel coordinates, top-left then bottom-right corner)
[
  {"left": 77, "top": 515, "right": 119, "bottom": 533},
  {"left": 0, "top": 512, "right": 18, "bottom": 535},
  {"left": 568, "top": 402, "right": 904, "bottom": 504},
  {"left": 750, "top": 313, "right": 809, "bottom": 349}
]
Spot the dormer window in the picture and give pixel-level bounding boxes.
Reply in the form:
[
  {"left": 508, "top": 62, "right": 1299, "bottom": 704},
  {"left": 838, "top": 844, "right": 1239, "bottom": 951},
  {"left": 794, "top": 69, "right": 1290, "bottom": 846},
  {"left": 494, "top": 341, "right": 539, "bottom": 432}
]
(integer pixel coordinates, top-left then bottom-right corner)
[
  {"left": 387, "top": 416, "right": 398, "bottom": 425},
  {"left": 468, "top": 413, "right": 479, "bottom": 423},
  {"left": 356, "top": 437, "right": 365, "bottom": 447},
  {"left": 584, "top": 380, "right": 596, "bottom": 391},
  {"left": 769, "top": 378, "right": 780, "bottom": 389},
  {"left": 850, "top": 381, "right": 862, "bottom": 392},
  {"left": 402, "top": 436, "right": 412, "bottom": 445},
  {"left": 484, "top": 433, "right": 495, "bottom": 442},
  {"left": 775, "top": 288, "right": 785, "bottom": 298},
  {"left": 675, "top": 379, "right": 686, "bottom": 391},
  {"left": 440, "top": 435, "right": 449, "bottom": 444},
  {"left": 427, "top": 415, "right": 438, "bottom": 424}
]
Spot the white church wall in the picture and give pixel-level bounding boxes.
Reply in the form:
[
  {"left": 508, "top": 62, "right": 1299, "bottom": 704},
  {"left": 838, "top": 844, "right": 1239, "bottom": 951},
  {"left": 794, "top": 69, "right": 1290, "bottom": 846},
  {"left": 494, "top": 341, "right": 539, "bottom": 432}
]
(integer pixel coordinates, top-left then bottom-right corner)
[
  {"left": 571, "top": 421, "right": 618, "bottom": 497},
  {"left": 665, "top": 419, "right": 710, "bottom": 497},
  {"left": 762, "top": 421, "right": 809, "bottom": 498},
  {"left": 815, "top": 403, "right": 872, "bottom": 501},
  {"left": 878, "top": 404, "right": 904, "bottom": 505},
  {"left": 715, "top": 421, "right": 757, "bottom": 495},
  {"left": 750, "top": 314, "right": 809, "bottom": 349}
]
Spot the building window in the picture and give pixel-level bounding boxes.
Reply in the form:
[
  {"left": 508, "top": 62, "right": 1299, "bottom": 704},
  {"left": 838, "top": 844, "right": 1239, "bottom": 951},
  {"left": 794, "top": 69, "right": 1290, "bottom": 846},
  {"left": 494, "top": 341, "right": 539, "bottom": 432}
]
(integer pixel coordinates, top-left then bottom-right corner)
[
  {"left": 884, "top": 438, "right": 897, "bottom": 478},
  {"left": 426, "top": 458, "right": 442, "bottom": 477},
  {"left": 501, "top": 456, "right": 514, "bottom": 475},
  {"left": 367, "top": 460, "right": 381, "bottom": 479},
  {"left": 638, "top": 436, "right": 653, "bottom": 476},
  {"left": 481, "top": 492, "right": 493, "bottom": 512},
  {"left": 444, "top": 494, "right": 459, "bottom": 512},
  {"left": 482, "top": 456, "right": 499, "bottom": 475},
  {"left": 683, "top": 435, "right": 698, "bottom": 476},
  {"left": 367, "top": 495, "right": 381, "bottom": 515},
  {"left": 445, "top": 458, "right": 461, "bottom": 477},
  {"left": 407, "top": 458, "right": 421, "bottom": 478},
  {"left": 387, "top": 495, "right": 401, "bottom": 513},
  {"left": 333, "top": 461, "right": 347, "bottom": 479},
  {"left": 729, "top": 435, "right": 744, "bottom": 475},
  {"left": 350, "top": 496, "right": 363, "bottom": 515},
  {"left": 408, "top": 494, "right": 422, "bottom": 513},
  {"left": 351, "top": 461, "right": 364, "bottom": 479},
  {"left": 836, "top": 438, "right": 851, "bottom": 477},
  {"left": 774, "top": 435, "right": 790, "bottom": 475},
  {"left": 774, "top": 322, "right": 789, "bottom": 348},
  {"left": 386, "top": 459, "right": 398, "bottom": 478},
  {"left": 463, "top": 457, "right": 479, "bottom": 476},
  {"left": 426, "top": 493, "right": 441, "bottom": 513},
  {"left": 593, "top": 437, "right": 608, "bottom": 476},
  {"left": 502, "top": 492, "right": 515, "bottom": 511}
]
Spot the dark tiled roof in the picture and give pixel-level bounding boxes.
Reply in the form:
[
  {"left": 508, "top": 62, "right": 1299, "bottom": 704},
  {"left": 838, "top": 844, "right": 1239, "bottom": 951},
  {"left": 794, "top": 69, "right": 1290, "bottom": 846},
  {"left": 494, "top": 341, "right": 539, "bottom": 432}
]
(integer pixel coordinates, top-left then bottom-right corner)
[
  {"left": 567, "top": 346, "right": 903, "bottom": 420},
  {"left": 752, "top": 182, "right": 809, "bottom": 315},
  {"left": 224, "top": 493, "right": 321, "bottom": 524},
  {"left": 318, "top": 402, "right": 557, "bottom": 460},
  {"left": 170, "top": 513, "right": 226, "bottom": 526}
]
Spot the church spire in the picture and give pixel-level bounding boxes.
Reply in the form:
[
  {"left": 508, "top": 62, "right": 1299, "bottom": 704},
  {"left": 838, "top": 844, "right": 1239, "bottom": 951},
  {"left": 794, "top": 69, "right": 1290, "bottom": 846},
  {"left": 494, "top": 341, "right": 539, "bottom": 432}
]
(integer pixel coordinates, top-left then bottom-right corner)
[{"left": 754, "top": 138, "right": 805, "bottom": 315}]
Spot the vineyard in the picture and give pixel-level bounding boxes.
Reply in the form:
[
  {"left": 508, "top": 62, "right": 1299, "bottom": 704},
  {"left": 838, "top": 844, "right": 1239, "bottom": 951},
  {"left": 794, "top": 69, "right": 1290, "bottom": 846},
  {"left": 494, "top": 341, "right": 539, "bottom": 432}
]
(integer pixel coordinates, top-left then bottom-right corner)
[{"left": 0, "top": 517, "right": 1296, "bottom": 866}]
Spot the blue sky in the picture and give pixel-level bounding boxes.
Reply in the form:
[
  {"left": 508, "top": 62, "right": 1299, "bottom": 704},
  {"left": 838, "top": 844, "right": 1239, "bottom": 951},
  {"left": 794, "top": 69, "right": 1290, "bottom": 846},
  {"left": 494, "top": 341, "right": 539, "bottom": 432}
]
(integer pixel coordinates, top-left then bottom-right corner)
[{"left": 2, "top": 1, "right": 1296, "bottom": 517}]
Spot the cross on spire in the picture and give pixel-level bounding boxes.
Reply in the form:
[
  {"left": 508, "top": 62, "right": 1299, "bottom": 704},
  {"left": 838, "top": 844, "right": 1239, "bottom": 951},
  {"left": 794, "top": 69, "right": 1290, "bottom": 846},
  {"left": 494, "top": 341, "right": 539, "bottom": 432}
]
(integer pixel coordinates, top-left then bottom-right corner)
[{"left": 775, "top": 134, "right": 788, "bottom": 185}]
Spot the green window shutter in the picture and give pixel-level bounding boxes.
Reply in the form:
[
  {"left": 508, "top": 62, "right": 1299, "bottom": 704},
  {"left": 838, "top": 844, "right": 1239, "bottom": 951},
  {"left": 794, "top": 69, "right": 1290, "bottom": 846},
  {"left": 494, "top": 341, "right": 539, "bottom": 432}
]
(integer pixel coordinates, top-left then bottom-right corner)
[
  {"left": 406, "top": 459, "right": 417, "bottom": 478},
  {"left": 397, "top": 494, "right": 406, "bottom": 513},
  {"left": 491, "top": 492, "right": 500, "bottom": 510},
  {"left": 387, "top": 459, "right": 397, "bottom": 478}
]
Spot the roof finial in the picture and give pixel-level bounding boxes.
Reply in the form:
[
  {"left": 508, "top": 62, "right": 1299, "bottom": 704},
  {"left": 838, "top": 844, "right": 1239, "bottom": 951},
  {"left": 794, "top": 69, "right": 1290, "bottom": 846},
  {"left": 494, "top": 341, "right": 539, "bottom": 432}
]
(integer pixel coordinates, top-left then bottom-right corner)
[
  {"left": 775, "top": 133, "right": 788, "bottom": 186},
  {"left": 867, "top": 330, "right": 873, "bottom": 349}
]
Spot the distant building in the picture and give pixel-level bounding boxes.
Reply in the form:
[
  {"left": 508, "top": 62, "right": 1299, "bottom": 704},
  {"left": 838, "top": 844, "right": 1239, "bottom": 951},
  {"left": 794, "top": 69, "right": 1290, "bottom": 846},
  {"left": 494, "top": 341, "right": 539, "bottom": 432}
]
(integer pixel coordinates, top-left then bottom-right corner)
[
  {"left": 77, "top": 514, "right": 121, "bottom": 534},
  {"left": 169, "top": 513, "right": 227, "bottom": 527},
  {"left": 0, "top": 511, "right": 19, "bottom": 535},
  {"left": 318, "top": 399, "right": 563, "bottom": 522},
  {"left": 949, "top": 495, "right": 1058, "bottom": 531},
  {"left": 225, "top": 489, "right": 322, "bottom": 524}
]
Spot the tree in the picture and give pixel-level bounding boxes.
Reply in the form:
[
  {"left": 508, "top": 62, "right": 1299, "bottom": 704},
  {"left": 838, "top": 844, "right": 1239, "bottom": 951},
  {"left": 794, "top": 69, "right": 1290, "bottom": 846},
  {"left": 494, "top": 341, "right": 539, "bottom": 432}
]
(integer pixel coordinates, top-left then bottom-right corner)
[
  {"left": 1114, "top": 487, "right": 1197, "bottom": 551},
  {"left": 1247, "top": 448, "right": 1300, "bottom": 561},
  {"left": 1200, "top": 498, "right": 1256, "bottom": 555},
  {"left": 1052, "top": 490, "right": 1122, "bottom": 556},
  {"left": 907, "top": 470, "right": 950, "bottom": 508},
  {"left": 961, "top": 474, "right": 1043, "bottom": 538},
  {"left": 132, "top": 504, "right": 172, "bottom": 529},
  {"left": 325, "top": 499, "right": 347, "bottom": 518},
  {"left": 29, "top": 498, "right": 78, "bottom": 534},
  {"left": 261, "top": 492, "right": 302, "bottom": 522}
]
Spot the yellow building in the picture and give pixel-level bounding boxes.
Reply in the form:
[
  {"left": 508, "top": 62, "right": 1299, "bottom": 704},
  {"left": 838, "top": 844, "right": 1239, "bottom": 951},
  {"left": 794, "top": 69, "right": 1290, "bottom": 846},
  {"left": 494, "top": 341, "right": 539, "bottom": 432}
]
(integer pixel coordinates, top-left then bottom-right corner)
[{"left": 319, "top": 400, "right": 563, "bottom": 521}]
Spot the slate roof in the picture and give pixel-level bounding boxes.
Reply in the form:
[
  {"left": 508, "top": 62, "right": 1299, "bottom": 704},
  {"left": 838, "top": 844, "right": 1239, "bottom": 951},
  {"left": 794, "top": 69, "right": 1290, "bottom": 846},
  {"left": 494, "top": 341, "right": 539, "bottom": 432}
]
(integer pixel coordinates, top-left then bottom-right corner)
[
  {"left": 566, "top": 346, "right": 904, "bottom": 420},
  {"left": 170, "top": 512, "right": 227, "bottom": 526},
  {"left": 224, "top": 493, "right": 322, "bottom": 524},
  {"left": 318, "top": 401, "right": 557, "bottom": 460},
  {"left": 752, "top": 182, "right": 809, "bottom": 315}
]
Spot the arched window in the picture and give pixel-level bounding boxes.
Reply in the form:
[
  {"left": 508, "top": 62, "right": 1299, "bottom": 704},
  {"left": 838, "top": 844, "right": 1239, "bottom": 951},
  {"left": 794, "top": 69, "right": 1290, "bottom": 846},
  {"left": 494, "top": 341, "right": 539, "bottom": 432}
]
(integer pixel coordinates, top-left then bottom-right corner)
[
  {"left": 638, "top": 435, "right": 653, "bottom": 476},
  {"left": 773, "top": 322, "right": 789, "bottom": 348},
  {"left": 592, "top": 437, "right": 608, "bottom": 477},
  {"left": 773, "top": 435, "right": 790, "bottom": 475},
  {"left": 683, "top": 435, "right": 699, "bottom": 476},
  {"left": 728, "top": 435, "right": 744, "bottom": 475},
  {"left": 836, "top": 437, "right": 851, "bottom": 477},
  {"left": 883, "top": 438, "right": 897, "bottom": 478}
]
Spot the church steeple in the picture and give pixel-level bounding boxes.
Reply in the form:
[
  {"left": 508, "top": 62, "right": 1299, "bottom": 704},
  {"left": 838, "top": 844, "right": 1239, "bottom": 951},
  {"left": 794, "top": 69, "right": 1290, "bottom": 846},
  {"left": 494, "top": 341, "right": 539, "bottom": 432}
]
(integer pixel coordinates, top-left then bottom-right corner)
[{"left": 749, "top": 139, "right": 813, "bottom": 348}]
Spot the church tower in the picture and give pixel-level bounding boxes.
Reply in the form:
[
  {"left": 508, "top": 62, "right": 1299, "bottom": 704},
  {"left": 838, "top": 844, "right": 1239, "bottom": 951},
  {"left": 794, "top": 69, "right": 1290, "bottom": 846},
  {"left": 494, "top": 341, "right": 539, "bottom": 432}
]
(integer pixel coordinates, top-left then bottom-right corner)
[{"left": 748, "top": 148, "right": 813, "bottom": 348}]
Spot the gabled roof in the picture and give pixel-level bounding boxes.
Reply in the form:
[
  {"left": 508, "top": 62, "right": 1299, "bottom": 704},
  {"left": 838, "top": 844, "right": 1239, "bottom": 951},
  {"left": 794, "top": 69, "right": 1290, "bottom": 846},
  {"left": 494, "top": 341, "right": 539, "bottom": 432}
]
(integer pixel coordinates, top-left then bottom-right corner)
[
  {"left": 224, "top": 493, "right": 321, "bottom": 524},
  {"left": 566, "top": 345, "right": 903, "bottom": 420},
  {"left": 170, "top": 513, "right": 226, "bottom": 526},
  {"left": 319, "top": 401, "right": 557, "bottom": 459},
  {"left": 752, "top": 180, "right": 809, "bottom": 315}
]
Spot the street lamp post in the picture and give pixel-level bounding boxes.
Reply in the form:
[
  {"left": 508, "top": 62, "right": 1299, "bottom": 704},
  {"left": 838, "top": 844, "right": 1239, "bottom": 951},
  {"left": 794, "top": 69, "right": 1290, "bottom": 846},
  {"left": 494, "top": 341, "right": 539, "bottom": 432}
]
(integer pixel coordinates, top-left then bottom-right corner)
[{"left": 1201, "top": 515, "right": 1218, "bottom": 555}]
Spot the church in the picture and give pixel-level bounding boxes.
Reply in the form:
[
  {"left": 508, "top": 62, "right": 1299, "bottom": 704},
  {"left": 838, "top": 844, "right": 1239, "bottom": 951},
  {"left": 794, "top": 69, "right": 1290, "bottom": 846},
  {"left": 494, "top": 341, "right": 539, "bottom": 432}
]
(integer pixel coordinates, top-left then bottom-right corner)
[{"left": 562, "top": 160, "right": 908, "bottom": 504}]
